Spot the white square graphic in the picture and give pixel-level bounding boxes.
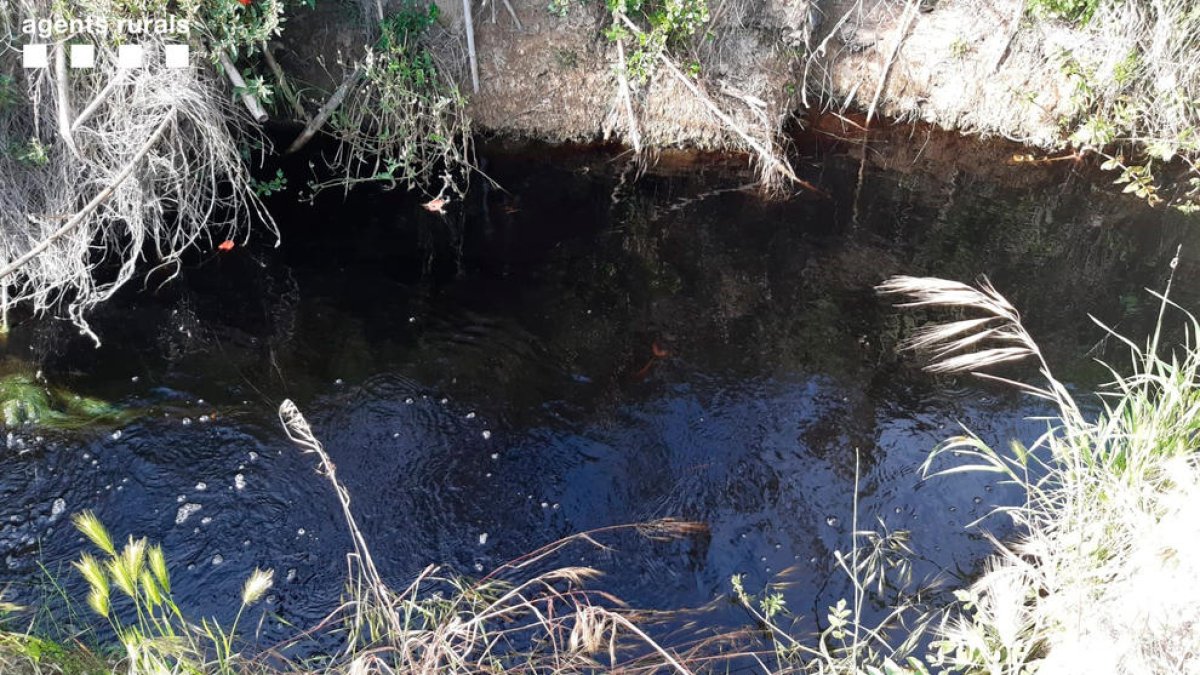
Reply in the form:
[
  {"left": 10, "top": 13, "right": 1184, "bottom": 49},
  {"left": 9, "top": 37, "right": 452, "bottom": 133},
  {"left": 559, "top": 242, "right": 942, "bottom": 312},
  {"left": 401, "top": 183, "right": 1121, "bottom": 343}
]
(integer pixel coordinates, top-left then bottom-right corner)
[
  {"left": 164, "top": 44, "right": 190, "bottom": 69},
  {"left": 23, "top": 44, "right": 48, "bottom": 68},
  {"left": 70, "top": 44, "right": 95, "bottom": 69},
  {"left": 117, "top": 44, "right": 143, "bottom": 69}
]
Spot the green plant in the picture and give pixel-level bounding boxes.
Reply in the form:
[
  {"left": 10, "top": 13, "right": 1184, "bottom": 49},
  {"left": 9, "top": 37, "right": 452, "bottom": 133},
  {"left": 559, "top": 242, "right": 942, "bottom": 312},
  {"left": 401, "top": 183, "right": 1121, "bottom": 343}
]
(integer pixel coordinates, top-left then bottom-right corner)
[
  {"left": 250, "top": 168, "right": 288, "bottom": 197},
  {"left": 310, "top": 2, "right": 471, "bottom": 199},
  {"left": 948, "top": 37, "right": 971, "bottom": 60},
  {"left": 1027, "top": 0, "right": 1100, "bottom": 24},
  {"left": 881, "top": 261, "right": 1200, "bottom": 672},
  {"left": 71, "top": 510, "right": 273, "bottom": 673}
]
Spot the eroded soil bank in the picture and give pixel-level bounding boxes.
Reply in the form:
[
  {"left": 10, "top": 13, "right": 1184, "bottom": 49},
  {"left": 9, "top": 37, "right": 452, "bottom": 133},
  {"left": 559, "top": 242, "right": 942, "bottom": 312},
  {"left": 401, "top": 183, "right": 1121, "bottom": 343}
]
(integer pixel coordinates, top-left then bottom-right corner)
[{"left": 280, "top": 0, "right": 1088, "bottom": 153}]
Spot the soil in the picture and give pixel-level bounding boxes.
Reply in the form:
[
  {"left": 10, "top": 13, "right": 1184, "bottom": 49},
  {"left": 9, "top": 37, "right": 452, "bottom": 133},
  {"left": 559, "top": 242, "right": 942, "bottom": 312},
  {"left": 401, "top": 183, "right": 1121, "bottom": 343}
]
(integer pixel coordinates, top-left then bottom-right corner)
[{"left": 274, "top": 0, "right": 1085, "bottom": 164}]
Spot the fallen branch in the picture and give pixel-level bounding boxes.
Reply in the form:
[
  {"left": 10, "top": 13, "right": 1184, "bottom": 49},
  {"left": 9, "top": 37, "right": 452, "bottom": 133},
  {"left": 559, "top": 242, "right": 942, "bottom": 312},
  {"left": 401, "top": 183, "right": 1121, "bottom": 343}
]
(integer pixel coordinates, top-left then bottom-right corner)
[
  {"left": 462, "top": 0, "right": 480, "bottom": 93},
  {"left": 992, "top": 0, "right": 1025, "bottom": 73},
  {"left": 614, "top": 30, "right": 642, "bottom": 154},
  {"left": 0, "top": 109, "right": 177, "bottom": 282},
  {"left": 865, "top": 0, "right": 919, "bottom": 125},
  {"left": 801, "top": 0, "right": 862, "bottom": 109},
  {"left": 218, "top": 51, "right": 269, "bottom": 123},
  {"left": 285, "top": 66, "right": 363, "bottom": 155},
  {"left": 71, "top": 69, "right": 127, "bottom": 132},
  {"left": 500, "top": 0, "right": 523, "bottom": 30},
  {"left": 54, "top": 43, "right": 79, "bottom": 158},
  {"left": 615, "top": 13, "right": 817, "bottom": 191}
]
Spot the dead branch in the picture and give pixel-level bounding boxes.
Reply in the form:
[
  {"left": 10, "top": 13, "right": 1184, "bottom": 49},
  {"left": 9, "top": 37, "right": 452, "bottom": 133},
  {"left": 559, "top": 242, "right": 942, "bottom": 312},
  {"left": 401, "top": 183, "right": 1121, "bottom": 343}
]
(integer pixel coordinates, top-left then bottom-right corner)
[
  {"left": 0, "top": 109, "right": 177, "bottom": 282},
  {"left": 218, "top": 51, "right": 269, "bottom": 123},
  {"left": 866, "top": 0, "right": 919, "bottom": 125},
  {"left": 285, "top": 66, "right": 363, "bottom": 155}
]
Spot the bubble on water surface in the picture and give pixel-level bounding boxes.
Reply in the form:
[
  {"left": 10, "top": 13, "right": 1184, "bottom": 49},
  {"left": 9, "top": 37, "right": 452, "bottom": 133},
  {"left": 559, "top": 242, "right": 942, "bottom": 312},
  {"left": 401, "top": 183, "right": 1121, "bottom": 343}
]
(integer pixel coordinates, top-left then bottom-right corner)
[
  {"left": 175, "top": 503, "right": 201, "bottom": 524},
  {"left": 825, "top": 516, "right": 840, "bottom": 528},
  {"left": 211, "top": 555, "right": 223, "bottom": 566},
  {"left": 466, "top": 412, "right": 476, "bottom": 419},
  {"left": 111, "top": 430, "right": 122, "bottom": 440},
  {"left": 201, "top": 517, "right": 212, "bottom": 525},
  {"left": 234, "top": 474, "right": 246, "bottom": 490},
  {"left": 405, "top": 398, "right": 414, "bottom": 404},
  {"left": 478, "top": 533, "right": 488, "bottom": 545},
  {"left": 195, "top": 482, "right": 207, "bottom": 491},
  {"left": 181, "top": 417, "right": 192, "bottom": 426}
]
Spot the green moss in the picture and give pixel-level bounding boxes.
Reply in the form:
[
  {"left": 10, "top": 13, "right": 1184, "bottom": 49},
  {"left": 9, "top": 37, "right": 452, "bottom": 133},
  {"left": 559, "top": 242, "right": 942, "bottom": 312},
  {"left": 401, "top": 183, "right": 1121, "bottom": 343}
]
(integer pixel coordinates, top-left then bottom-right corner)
[{"left": 0, "top": 362, "right": 129, "bottom": 430}]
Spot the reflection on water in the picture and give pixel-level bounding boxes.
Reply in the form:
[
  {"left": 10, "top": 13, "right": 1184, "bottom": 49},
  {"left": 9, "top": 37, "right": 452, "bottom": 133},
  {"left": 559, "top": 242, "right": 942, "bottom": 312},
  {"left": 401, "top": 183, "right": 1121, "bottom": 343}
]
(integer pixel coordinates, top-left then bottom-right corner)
[{"left": 0, "top": 143, "right": 1194, "bottom": 645}]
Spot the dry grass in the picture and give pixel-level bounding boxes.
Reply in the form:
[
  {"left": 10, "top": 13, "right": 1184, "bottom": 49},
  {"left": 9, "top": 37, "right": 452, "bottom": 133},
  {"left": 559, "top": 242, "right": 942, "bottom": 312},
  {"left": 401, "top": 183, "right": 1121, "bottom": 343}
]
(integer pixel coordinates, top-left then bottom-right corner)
[
  {"left": 881, "top": 258, "right": 1200, "bottom": 673},
  {"left": 0, "top": 2, "right": 276, "bottom": 344}
]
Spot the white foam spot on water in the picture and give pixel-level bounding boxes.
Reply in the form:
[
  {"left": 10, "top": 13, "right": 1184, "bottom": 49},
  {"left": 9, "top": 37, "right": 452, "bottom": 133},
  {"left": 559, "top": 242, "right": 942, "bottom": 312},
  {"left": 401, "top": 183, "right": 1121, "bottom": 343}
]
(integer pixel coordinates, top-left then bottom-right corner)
[
  {"left": 286, "top": 568, "right": 297, "bottom": 582},
  {"left": 50, "top": 498, "right": 66, "bottom": 518},
  {"left": 200, "top": 516, "right": 212, "bottom": 525},
  {"left": 249, "top": 451, "right": 259, "bottom": 462},
  {"left": 181, "top": 417, "right": 192, "bottom": 426},
  {"left": 211, "top": 554, "right": 223, "bottom": 566},
  {"left": 474, "top": 562, "right": 484, "bottom": 572},
  {"left": 490, "top": 453, "right": 498, "bottom": 460},
  {"left": 404, "top": 397, "right": 414, "bottom": 404},
  {"left": 297, "top": 528, "right": 306, "bottom": 536},
  {"left": 175, "top": 503, "right": 201, "bottom": 524},
  {"left": 481, "top": 430, "right": 492, "bottom": 440},
  {"left": 234, "top": 474, "right": 246, "bottom": 490},
  {"left": 466, "top": 412, "right": 476, "bottom": 419},
  {"left": 111, "top": 430, "right": 122, "bottom": 440},
  {"left": 195, "top": 482, "right": 207, "bottom": 491},
  {"left": 478, "top": 533, "right": 488, "bottom": 545}
]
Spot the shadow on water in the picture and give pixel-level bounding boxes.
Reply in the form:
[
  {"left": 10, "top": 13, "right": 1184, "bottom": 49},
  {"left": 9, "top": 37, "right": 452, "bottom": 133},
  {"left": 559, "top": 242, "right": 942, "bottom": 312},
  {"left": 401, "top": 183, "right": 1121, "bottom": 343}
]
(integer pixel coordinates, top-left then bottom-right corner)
[{"left": 0, "top": 138, "right": 1196, "bottom": 648}]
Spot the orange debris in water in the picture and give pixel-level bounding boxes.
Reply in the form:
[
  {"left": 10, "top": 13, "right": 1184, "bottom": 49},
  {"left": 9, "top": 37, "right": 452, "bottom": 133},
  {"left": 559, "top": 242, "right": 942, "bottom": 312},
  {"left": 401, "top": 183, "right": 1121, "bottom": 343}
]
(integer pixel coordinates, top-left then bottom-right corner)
[{"left": 217, "top": 240, "right": 235, "bottom": 251}]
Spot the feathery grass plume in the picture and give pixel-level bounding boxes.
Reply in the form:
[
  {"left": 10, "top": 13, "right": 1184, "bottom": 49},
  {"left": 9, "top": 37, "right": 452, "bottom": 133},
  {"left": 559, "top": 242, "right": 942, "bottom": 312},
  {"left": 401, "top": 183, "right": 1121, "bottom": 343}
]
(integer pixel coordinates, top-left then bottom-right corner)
[
  {"left": 889, "top": 256, "right": 1200, "bottom": 673},
  {"left": 241, "top": 568, "right": 274, "bottom": 607},
  {"left": 72, "top": 510, "right": 115, "bottom": 556},
  {"left": 148, "top": 544, "right": 170, "bottom": 595}
]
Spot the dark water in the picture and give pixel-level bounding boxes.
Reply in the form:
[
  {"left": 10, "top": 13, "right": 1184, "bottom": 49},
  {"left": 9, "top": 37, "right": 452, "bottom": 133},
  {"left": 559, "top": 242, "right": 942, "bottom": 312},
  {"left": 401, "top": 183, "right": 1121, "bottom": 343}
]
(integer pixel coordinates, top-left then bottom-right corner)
[{"left": 0, "top": 143, "right": 1194, "bottom": 649}]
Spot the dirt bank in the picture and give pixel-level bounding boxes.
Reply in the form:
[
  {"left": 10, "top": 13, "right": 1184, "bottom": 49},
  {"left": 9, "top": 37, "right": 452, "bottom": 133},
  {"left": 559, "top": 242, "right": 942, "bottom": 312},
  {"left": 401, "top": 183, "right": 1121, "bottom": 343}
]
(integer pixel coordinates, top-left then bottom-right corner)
[{"left": 278, "top": 0, "right": 1083, "bottom": 155}]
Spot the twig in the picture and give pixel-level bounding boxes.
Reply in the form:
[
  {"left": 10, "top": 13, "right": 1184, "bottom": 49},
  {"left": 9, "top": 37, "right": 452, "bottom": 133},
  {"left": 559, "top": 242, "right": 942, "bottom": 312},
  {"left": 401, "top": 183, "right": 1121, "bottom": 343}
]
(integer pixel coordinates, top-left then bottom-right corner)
[
  {"left": 866, "top": 0, "right": 919, "bottom": 126},
  {"left": 615, "top": 14, "right": 812, "bottom": 189},
  {"left": 0, "top": 109, "right": 177, "bottom": 282},
  {"left": 262, "top": 43, "right": 310, "bottom": 123},
  {"left": 992, "top": 0, "right": 1025, "bottom": 74},
  {"left": 462, "top": 0, "right": 481, "bottom": 93},
  {"left": 218, "top": 51, "right": 269, "bottom": 123},
  {"left": 285, "top": 66, "right": 363, "bottom": 155},
  {"left": 801, "top": 0, "right": 862, "bottom": 109},
  {"left": 54, "top": 43, "right": 78, "bottom": 158},
  {"left": 500, "top": 0, "right": 523, "bottom": 30},
  {"left": 71, "top": 69, "right": 126, "bottom": 132},
  {"left": 614, "top": 30, "right": 642, "bottom": 154}
]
